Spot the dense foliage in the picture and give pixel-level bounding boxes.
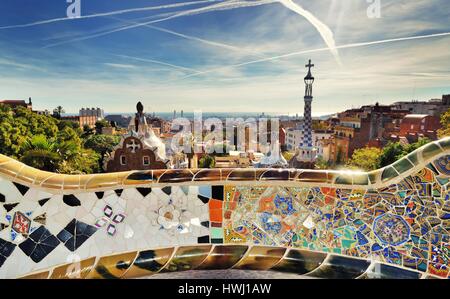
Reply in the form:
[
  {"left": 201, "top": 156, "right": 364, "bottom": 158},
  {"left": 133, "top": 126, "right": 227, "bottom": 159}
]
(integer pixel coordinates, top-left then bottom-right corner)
[
  {"left": 198, "top": 155, "right": 215, "bottom": 168},
  {"left": 438, "top": 108, "right": 450, "bottom": 138},
  {"left": 347, "top": 138, "right": 431, "bottom": 171},
  {"left": 346, "top": 147, "right": 382, "bottom": 171},
  {"left": 379, "top": 138, "right": 431, "bottom": 167},
  {"left": 0, "top": 105, "right": 117, "bottom": 174}
]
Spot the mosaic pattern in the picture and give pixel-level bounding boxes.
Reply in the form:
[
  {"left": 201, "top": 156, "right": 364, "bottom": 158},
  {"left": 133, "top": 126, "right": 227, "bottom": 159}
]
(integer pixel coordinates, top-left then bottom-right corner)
[
  {"left": 0, "top": 138, "right": 448, "bottom": 278},
  {"left": 223, "top": 152, "right": 450, "bottom": 277},
  {"left": 373, "top": 214, "right": 410, "bottom": 246},
  {"left": 0, "top": 182, "right": 210, "bottom": 278}
]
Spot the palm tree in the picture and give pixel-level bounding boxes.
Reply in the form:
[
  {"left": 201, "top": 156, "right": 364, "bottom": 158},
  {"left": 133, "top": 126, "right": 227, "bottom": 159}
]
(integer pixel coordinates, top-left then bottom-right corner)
[{"left": 52, "top": 106, "right": 65, "bottom": 119}]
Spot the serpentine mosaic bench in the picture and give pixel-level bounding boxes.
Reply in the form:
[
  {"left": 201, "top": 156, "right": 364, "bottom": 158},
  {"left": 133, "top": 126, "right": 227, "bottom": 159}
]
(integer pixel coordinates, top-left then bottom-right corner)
[{"left": 0, "top": 138, "right": 449, "bottom": 279}]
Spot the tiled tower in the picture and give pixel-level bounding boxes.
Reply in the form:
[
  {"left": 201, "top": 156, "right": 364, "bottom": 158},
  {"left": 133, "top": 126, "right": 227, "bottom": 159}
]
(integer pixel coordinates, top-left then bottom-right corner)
[
  {"left": 301, "top": 59, "right": 314, "bottom": 149},
  {"left": 289, "top": 59, "right": 317, "bottom": 168}
]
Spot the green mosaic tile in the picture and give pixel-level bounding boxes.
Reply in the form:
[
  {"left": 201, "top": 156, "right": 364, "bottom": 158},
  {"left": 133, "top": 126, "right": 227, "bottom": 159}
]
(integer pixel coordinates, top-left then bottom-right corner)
[
  {"left": 438, "top": 138, "right": 450, "bottom": 151},
  {"left": 211, "top": 228, "right": 224, "bottom": 239},
  {"left": 422, "top": 143, "right": 442, "bottom": 160},
  {"left": 393, "top": 158, "right": 415, "bottom": 173},
  {"left": 381, "top": 166, "right": 399, "bottom": 182}
]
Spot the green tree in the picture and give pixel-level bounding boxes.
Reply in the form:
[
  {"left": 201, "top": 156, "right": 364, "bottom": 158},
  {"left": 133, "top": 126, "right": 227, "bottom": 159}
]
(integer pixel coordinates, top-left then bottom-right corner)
[
  {"left": 346, "top": 147, "right": 382, "bottom": 171},
  {"left": 57, "top": 149, "right": 100, "bottom": 174},
  {"left": 315, "top": 156, "right": 330, "bottom": 170},
  {"left": 84, "top": 134, "right": 121, "bottom": 170},
  {"left": 438, "top": 108, "right": 450, "bottom": 138},
  {"left": 0, "top": 104, "right": 100, "bottom": 174},
  {"left": 379, "top": 142, "right": 404, "bottom": 167},
  {"left": 402, "top": 138, "right": 431, "bottom": 155},
  {"left": 52, "top": 106, "right": 65, "bottom": 119},
  {"left": 379, "top": 138, "right": 431, "bottom": 167},
  {"left": 20, "top": 135, "right": 61, "bottom": 172},
  {"left": 84, "top": 134, "right": 120, "bottom": 154},
  {"left": 0, "top": 105, "right": 58, "bottom": 157},
  {"left": 198, "top": 155, "right": 215, "bottom": 168},
  {"left": 58, "top": 120, "right": 80, "bottom": 131},
  {"left": 282, "top": 151, "right": 295, "bottom": 162},
  {"left": 19, "top": 134, "right": 100, "bottom": 174},
  {"left": 95, "top": 119, "right": 110, "bottom": 134},
  {"left": 82, "top": 124, "right": 95, "bottom": 137}
]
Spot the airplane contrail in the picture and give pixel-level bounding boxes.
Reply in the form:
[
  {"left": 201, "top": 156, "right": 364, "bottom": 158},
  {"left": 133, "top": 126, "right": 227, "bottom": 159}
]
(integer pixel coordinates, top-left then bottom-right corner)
[
  {"left": 150, "top": 25, "right": 263, "bottom": 56},
  {"left": 43, "top": 0, "right": 278, "bottom": 49},
  {"left": 36, "top": 0, "right": 337, "bottom": 64},
  {"left": 0, "top": 0, "right": 223, "bottom": 30},
  {"left": 114, "top": 54, "right": 202, "bottom": 74},
  {"left": 278, "top": 0, "right": 341, "bottom": 65},
  {"left": 109, "top": 16, "right": 266, "bottom": 58},
  {"left": 177, "top": 31, "right": 450, "bottom": 80}
]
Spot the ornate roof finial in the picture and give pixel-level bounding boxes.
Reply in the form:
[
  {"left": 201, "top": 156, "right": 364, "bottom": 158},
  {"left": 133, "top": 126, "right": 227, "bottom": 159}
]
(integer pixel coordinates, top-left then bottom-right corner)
[
  {"left": 135, "top": 101, "right": 145, "bottom": 133},
  {"left": 136, "top": 101, "right": 144, "bottom": 114}
]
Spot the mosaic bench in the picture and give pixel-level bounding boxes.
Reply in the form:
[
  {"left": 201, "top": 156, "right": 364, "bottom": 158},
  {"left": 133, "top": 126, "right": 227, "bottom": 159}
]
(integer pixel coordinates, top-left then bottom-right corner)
[{"left": 0, "top": 137, "right": 449, "bottom": 279}]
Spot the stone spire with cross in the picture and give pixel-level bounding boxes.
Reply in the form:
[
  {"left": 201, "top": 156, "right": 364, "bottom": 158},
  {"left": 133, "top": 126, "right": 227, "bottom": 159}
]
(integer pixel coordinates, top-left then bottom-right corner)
[
  {"left": 301, "top": 59, "right": 315, "bottom": 149},
  {"left": 290, "top": 59, "right": 317, "bottom": 168}
]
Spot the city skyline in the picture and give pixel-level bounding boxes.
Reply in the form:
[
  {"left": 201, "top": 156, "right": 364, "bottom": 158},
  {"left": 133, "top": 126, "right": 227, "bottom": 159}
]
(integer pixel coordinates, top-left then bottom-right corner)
[{"left": 0, "top": 0, "right": 449, "bottom": 114}]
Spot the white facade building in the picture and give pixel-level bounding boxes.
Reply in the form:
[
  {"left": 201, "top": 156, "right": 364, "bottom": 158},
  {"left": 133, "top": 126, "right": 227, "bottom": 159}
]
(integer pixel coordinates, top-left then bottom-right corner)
[{"left": 287, "top": 128, "right": 333, "bottom": 157}]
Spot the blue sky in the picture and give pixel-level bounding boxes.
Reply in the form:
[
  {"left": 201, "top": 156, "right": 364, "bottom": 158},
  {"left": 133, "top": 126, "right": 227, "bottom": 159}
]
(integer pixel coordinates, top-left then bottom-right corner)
[{"left": 0, "top": 0, "right": 449, "bottom": 115}]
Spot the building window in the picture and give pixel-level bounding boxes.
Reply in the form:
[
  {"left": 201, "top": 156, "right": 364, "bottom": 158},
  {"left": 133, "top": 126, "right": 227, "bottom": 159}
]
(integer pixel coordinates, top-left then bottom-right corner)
[
  {"left": 120, "top": 155, "right": 126, "bottom": 165},
  {"left": 143, "top": 156, "right": 150, "bottom": 165}
]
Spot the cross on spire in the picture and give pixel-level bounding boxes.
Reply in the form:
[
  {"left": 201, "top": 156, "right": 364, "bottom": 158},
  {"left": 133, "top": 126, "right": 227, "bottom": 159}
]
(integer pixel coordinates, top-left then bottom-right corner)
[{"left": 305, "top": 59, "right": 314, "bottom": 72}]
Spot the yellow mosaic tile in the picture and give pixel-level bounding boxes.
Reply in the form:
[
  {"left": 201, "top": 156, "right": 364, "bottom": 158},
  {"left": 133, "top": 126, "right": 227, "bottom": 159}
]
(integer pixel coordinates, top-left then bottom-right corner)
[
  {"left": 162, "top": 245, "right": 212, "bottom": 272},
  {"left": 20, "top": 271, "right": 50, "bottom": 279},
  {"left": 0, "top": 160, "right": 24, "bottom": 178},
  {"left": 233, "top": 246, "right": 286, "bottom": 270},
  {"left": 85, "top": 251, "right": 137, "bottom": 279},
  {"left": 50, "top": 257, "right": 97, "bottom": 279},
  {"left": 15, "top": 165, "right": 39, "bottom": 184},
  {"left": 62, "top": 175, "right": 81, "bottom": 190},
  {"left": 40, "top": 174, "right": 65, "bottom": 190},
  {"left": 0, "top": 154, "right": 12, "bottom": 165},
  {"left": 197, "top": 245, "right": 248, "bottom": 270},
  {"left": 123, "top": 248, "right": 174, "bottom": 278},
  {"left": 85, "top": 173, "right": 120, "bottom": 190}
]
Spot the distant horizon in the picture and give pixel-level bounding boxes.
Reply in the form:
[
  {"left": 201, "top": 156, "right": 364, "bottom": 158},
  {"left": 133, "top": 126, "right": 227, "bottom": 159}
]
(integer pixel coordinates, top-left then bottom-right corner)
[{"left": 43, "top": 92, "right": 447, "bottom": 117}]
